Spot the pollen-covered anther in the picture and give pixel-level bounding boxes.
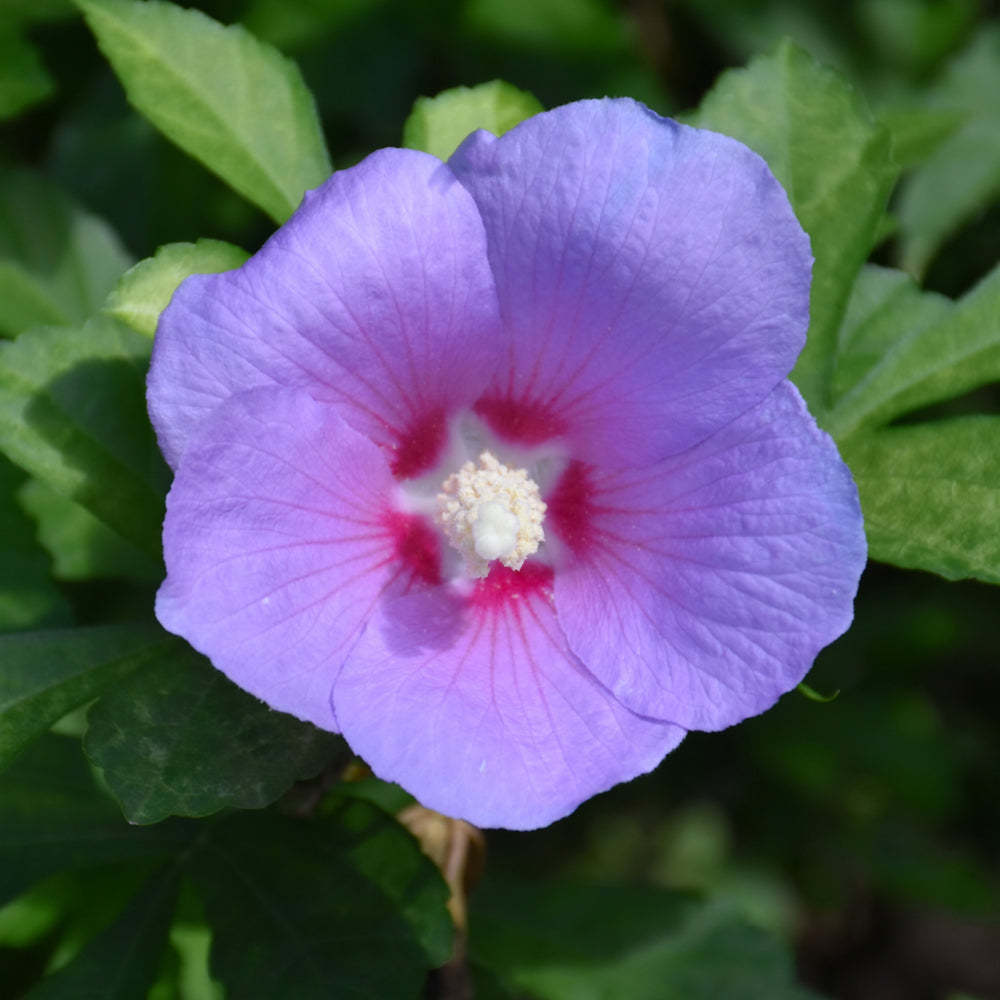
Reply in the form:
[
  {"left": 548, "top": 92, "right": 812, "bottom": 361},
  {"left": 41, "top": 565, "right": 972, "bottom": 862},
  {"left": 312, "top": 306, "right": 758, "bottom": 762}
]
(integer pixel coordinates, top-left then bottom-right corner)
[{"left": 436, "top": 451, "right": 546, "bottom": 578}]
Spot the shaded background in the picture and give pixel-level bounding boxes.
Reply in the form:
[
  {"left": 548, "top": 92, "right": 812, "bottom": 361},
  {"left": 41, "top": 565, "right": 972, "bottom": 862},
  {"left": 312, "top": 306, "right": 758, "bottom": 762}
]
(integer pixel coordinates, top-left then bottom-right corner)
[{"left": 2, "top": 1, "right": 999, "bottom": 998}]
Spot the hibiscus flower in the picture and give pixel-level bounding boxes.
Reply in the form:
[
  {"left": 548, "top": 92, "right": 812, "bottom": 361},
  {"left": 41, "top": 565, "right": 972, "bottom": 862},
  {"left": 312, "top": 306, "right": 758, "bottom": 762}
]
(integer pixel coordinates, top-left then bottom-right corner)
[{"left": 148, "top": 98, "right": 866, "bottom": 830}]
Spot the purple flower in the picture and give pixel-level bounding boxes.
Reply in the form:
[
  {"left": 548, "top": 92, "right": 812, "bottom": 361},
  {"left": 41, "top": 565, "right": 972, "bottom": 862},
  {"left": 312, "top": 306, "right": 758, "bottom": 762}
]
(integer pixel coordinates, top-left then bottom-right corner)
[{"left": 148, "top": 99, "right": 866, "bottom": 830}]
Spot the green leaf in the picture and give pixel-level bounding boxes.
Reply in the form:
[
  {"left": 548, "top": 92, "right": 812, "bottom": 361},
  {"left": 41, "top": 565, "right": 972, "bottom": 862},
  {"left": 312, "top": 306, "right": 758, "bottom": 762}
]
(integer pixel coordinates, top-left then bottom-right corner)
[
  {"left": 896, "top": 27, "right": 1000, "bottom": 277},
  {"left": 471, "top": 879, "right": 820, "bottom": 1000},
  {"left": 691, "top": 41, "right": 897, "bottom": 415},
  {"left": 84, "top": 642, "right": 341, "bottom": 824},
  {"left": 0, "top": 735, "right": 194, "bottom": 907},
  {"left": 0, "top": 622, "right": 169, "bottom": 773},
  {"left": 841, "top": 417, "right": 1000, "bottom": 584},
  {"left": 0, "top": 457, "right": 71, "bottom": 632},
  {"left": 242, "top": 0, "right": 384, "bottom": 52},
  {"left": 23, "top": 867, "right": 179, "bottom": 1000},
  {"left": 826, "top": 262, "right": 1000, "bottom": 439},
  {"left": 403, "top": 80, "right": 543, "bottom": 161},
  {"left": 0, "top": 315, "right": 169, "bottom": 562},
  {"left": 189, "top": 809, "right": 443, "bottom": 1000},
  {"left": 829, "top": 265, "right": 951, "bottom": 409},
  {"left": 878, "top": 106, "right": 966, "bottom": 169},
  {"left": 17, "top": 478, "right": 162, "bottom": 581},
  {"left": 463, "top": 0, "right": 633, "bottom": 59},
  {"left": 0, "top": 170, "right": 132, "bottom": 338},
  {"left": 104, "top": 239, "right": 250, "bottom": 339},
  {"left": 0, "top": 32, "right": 55, "bottom": 120},
  {"left": 323, "top": 793, "right": 453, "bottom": 966},
  {"left": 74, "top": 0, "right": 331, "bottom": 224}
]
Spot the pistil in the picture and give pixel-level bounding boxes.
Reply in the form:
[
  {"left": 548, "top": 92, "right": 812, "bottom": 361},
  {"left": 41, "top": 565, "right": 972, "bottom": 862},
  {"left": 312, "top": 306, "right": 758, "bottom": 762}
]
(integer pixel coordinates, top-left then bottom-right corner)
[{"left": 436, "top": 451, "right": 546, "bottom": 578}]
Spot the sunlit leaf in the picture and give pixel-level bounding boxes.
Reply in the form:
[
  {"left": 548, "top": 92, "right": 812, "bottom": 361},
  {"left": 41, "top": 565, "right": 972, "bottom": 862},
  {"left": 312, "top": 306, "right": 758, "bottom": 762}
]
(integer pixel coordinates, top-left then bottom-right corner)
[
  {"left": 105, "top": 239, "right": 250, "bottom": 339},
  {"left": 826, "top": 262, "right": 1000, "bottom": 439},
  {"left": 403, "top": 80, "right": 543, "bottom": 161},
  {"left": 0, "top": 170, "right": 132, "bottom": 338},
  {"left": 830, "top": 265, "right": 951, "bottom": 408},
  {"left": 841, "top": 416, "right": 1000, "bottom": 583},
  {"left": 0, "top": 316, "right": 169, "bottom": 561},
  {"left": 75, "top": 0, "right": 332, "bottom": 224},
  {"left": 84, "top": 642, "right": 341, "bottom": 824},
  {"left": 0, "top": 622, "right": 168, "bottom": 773},
  {"left": 692, "top": 41, "right": 896, "bottom": 414}
]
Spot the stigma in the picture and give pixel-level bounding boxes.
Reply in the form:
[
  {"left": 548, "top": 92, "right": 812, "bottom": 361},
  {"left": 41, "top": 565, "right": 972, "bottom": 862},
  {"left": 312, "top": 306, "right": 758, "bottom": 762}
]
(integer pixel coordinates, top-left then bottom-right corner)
[{"left": 436, "top": 451, "right": 546, "bottom": 578}]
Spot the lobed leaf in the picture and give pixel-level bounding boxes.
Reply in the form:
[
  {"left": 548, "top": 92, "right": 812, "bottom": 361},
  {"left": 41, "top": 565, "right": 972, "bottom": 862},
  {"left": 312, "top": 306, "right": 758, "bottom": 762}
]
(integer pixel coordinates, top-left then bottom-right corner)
[
  {"left": 0, "top": 622, "right": 169, "bottom": 773},
  {"left": 403, "top": 80, "right": 543, "bottom": 161},
  {"left": 826, "top": 262, "right": 1000, "bottom": 439},
  {"left": 840, "top": 417, "right": 1000, "bottom": 584},
  {"left": 104, "top": 239, "right": 250, "bottom": 339},
  {"left": 0, "top": 315, "right": 169, "bottom": 561},
  {"left": 691, "top": 41, "right": 897, "bottom": 415},
  {"left": 84, "top": 641, "right": 342, "bottom": 824},
  {"left": 0, "top": 169, "right": 132, "bottom": 338},
  {"left": 74, "top": 0, "right": 331, "bottom": 224}
]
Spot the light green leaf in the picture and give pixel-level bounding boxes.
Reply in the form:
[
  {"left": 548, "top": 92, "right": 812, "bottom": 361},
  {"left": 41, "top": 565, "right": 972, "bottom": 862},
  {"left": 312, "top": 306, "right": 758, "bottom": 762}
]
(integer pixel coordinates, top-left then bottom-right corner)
[
  {"left": 403, "top": 80, "right": 543, "bottom": 161},
  {"left": 104, "top": 239, "right": 250, "bottom": 339},
  {"left": 84, "top": 642, "right": 341, "bottom": 824},
  {"left": 0, "top": 169, "right": 132, "bottom": 338},
  {"left": 75, "top": 0, "right": 331, "bottom": 224},
  {"left": 841, "top": 417, "right": 1000, "bottom": 583},
  {"left": 472, "top": 879, "right": 820, "bottom": 1000},
  {"left": 0, "top": 32, "right": 55, "bottom": 120},
  {"left": 691, "top": 41, "right": 896, "bottom": 415},
  {"left": 0, "top": 623, "right": 169, "bottom": 772},
  {"left": 0, "top": 457, "right": 71, "bottom": 632},
  {"left": 23, "top": 867, "right": 179, "bottom": 1000},
  {"left": 896, "top": 27, "right": 1000, "bottom": 277},
  {"left": 826, "top": 262, "right": 1000, "bottom": 439},
  {"left": 830, "top": 264, "right": 951, "bottom": 409},
  {"left": 0, "top": 316, "right": 169, "bottom": 561},
  {"left": 189, "top": 809, "right": 444, "bottom": 1000}
]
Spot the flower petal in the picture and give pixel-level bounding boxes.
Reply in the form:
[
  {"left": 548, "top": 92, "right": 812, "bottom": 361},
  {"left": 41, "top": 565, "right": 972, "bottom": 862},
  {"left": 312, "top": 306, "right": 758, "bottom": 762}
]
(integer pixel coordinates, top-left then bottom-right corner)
[
  {"left": 148, "top": 148, "right": 501, "bottom": 474},
  {"left": 332, "top": 565, "right": 685, "bottom": 830},
  {"left": 551, "top": 381, "right": 866, "bottom": 730},
  {"left": 156, "top": 386, "right": 429, "bottom": 731},
  {"left": 449, "top": 98, "right": 811, "bottom": 465}
]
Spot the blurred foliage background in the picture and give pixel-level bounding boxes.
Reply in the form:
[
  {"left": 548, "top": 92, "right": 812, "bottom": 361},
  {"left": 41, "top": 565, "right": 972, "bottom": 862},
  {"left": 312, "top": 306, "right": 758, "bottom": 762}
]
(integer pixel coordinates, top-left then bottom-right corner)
[{"left": 1, "top": 1, "right": 999, "bottom": 998}]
